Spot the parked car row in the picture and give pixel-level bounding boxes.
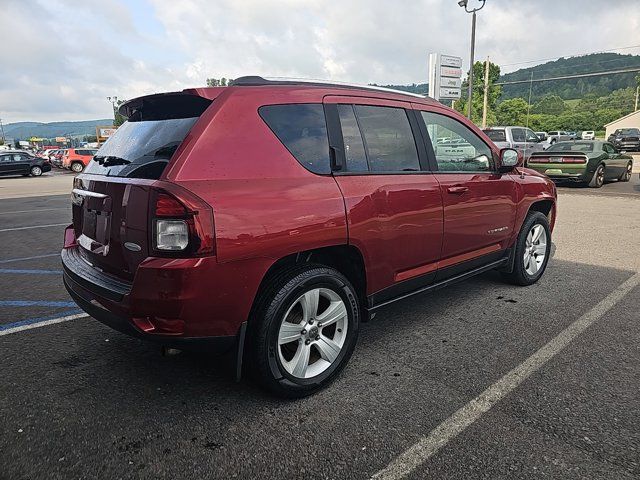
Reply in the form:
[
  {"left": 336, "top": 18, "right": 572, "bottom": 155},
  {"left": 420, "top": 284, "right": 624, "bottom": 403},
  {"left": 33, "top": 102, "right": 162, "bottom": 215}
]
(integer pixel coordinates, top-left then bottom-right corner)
[{"left": 36, "top": 148, "right": 98, "bottom": 172}]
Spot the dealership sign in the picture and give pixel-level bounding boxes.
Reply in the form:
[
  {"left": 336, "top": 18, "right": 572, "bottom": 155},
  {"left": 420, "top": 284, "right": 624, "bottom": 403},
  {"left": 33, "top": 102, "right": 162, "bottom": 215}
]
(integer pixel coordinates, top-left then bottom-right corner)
[{"left": 428, "top": 53, "right": 463, "bottom": 101}]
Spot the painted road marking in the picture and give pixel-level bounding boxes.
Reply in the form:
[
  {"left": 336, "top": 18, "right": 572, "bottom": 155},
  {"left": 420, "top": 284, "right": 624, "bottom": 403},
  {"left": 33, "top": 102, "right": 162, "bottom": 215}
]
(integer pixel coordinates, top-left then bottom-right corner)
[
  {"left": 0, "top": 223, "right": 68, "bottom": 233},
  {"left": 372, "top": 271, "right": 640, "bottom": 480},
  {"left": 0, "top": 208, "right": 68, "bottom": 216},
  {"left": 0, "top": 268, "right": 60, "bottom": 275},
  {"left": 0, "top": 253, "right": 59, "bottom": 264},
  {"left": 0, "top": 300, "right": 76, "bottom": 308},
  {"left": 0, "top": 312, "right": 88, "bottom": 336}
]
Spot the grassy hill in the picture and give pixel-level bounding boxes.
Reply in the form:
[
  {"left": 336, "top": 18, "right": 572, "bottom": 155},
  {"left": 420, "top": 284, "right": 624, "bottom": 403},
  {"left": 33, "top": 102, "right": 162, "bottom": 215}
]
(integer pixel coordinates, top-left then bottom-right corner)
[
  {"left": 3, "top": 119, "right": 113, "bottom": 140},
  {"left": 499, "top": 52, "right": 640, "bottom": 101}
]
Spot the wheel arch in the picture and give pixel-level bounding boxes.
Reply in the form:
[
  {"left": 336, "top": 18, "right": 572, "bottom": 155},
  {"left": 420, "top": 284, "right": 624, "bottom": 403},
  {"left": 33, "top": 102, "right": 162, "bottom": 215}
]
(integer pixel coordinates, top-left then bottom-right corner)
[{"left": 248, "top": 244, "right": 368, "bottom": 325}]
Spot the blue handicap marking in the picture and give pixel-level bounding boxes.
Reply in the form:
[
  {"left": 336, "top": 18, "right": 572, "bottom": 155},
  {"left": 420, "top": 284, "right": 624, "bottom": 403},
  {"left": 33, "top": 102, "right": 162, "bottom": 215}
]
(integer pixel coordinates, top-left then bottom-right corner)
[
  {"left": 0, "top": 268, "right": 60, "bottom": 275},
  {"left": 0, "top": 300, "right": 77, "bottom": 308}
]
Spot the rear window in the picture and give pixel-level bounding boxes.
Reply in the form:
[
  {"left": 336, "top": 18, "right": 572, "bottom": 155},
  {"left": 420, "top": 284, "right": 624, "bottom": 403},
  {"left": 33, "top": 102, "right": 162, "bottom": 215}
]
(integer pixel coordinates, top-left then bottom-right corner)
[
  {"left": 547, "top": 142, "right": 594, "bottom": 152},
  {"left": 483, "top": 129, "right": 506, "bottom": 142},
  {"left": 84, "top": 94, "right": 212, "bottom": 179},
  {"left": 259, "top": 104, "right": 330, "bottom": 174}
]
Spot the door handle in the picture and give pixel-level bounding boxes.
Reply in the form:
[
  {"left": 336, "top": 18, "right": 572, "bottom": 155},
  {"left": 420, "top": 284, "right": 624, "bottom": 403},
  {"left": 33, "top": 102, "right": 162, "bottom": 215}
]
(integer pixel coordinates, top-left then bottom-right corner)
[{"left": 447, "top": 186, "right": 469, "bottom": 194}]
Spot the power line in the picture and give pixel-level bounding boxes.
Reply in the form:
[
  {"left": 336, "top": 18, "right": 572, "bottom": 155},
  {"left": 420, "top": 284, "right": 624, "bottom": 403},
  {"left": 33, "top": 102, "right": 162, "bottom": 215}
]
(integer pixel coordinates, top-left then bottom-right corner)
[
  {"left": 495, "top": 67, "right": 640, "bottom": 86},
  {"left": 501, "top": 44, "right": 640, "bottom": 68}
]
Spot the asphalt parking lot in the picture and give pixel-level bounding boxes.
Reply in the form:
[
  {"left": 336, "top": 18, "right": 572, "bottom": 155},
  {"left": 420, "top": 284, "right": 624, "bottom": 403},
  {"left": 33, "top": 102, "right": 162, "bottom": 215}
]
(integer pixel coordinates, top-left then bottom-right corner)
[{"left": 1, "top": 172, "right": 639, "bottom": 479}]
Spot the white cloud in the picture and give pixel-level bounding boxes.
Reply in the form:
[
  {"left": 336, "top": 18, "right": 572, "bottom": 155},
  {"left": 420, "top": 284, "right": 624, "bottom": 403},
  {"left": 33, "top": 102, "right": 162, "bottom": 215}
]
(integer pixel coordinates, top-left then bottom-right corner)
[{"left": 1, "top": 0, "right": 639, "bottom": 123}]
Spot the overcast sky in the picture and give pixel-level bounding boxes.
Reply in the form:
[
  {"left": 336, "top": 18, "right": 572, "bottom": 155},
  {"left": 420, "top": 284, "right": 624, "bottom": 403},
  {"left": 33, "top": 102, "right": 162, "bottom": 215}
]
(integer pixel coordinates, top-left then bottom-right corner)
[{"left": 2, "top": 0, "right": 639, "bottom": 123}]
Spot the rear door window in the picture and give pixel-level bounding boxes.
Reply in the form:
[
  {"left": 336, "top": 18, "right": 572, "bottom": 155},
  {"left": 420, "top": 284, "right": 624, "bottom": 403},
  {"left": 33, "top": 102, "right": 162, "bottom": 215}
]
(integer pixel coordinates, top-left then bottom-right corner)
[
  {"left": 511, "top": 128, "right": 526, "bottom": 142},
  {"left": 352, "top": 105, "right": 420, "bottom": 172},
  {"left": 483, "top": 129, "right": 506, "bottom": 142},
  {"left": 259, "top": 104, "right": 330, "bottom": 174}
]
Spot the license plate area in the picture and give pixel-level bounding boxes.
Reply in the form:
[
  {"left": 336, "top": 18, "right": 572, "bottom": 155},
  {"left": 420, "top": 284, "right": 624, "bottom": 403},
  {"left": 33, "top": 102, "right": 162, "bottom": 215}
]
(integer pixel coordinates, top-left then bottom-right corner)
[{"left": 77, "top": 191, "right": 112, "bottom": 256}]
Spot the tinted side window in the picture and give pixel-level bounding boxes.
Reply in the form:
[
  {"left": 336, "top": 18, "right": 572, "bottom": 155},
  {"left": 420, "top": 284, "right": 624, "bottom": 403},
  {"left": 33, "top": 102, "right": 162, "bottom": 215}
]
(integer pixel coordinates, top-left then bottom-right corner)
[
  {"left": 353, "top": 105, "right": 419, "bottom": 172},
  {"left": 0, "top": 155, "right": 10, "bottom": 163},
  {"left": 603, "top": 143, "right": 615, "bottom": 154},
  {"left": 421, "top": 111, "right": 493, "bottom": 172},
  {"left": 511, "top": 128, "right": 526, "bottom": 142},
  {"left": 337, "top": 104, "right": 368, "bottom": 172},
  {"left": 483, "top": 129, "right": 506, "bottom": 142},
  {"left": 259, "top": 104, "right": 330, "bottom": 174}
]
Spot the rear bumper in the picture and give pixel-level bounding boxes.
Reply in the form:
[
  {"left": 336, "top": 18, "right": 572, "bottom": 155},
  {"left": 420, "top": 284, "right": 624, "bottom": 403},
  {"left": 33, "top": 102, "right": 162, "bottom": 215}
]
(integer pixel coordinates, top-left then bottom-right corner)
[
  {"left": 61, "top": 244, "right": 243, "bottom": 353},
  {"left": 63, "top": 272, "right": 236, "bottom": 353}
]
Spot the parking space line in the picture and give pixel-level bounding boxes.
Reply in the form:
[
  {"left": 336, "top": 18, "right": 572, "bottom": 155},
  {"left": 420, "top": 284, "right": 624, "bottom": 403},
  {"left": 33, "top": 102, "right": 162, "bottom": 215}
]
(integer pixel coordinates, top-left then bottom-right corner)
[
  {"left": 0, "top": 300, "right": 76, "bottom": 308},
  {"left": 372, "top": 271, "right": 640, "bottom": 480},
  {"left": 0, "top": 208, "right": 68, "bottom": 216},
  {"left": 0, "top": 268, "right": 60, "bottom": 275},
  {"left": 0, "top": 253, "right": 59, "bottom": 264},
  {"left": 0, "top": 311, "right": 88, "bottom": 336},
  {"left": 0, "top": 223, "right": 68, "bottom": 233}
]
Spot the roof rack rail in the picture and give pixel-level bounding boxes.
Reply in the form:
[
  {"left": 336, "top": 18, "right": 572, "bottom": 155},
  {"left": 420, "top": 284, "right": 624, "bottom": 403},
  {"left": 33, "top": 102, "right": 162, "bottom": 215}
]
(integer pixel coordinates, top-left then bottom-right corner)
[{"left": 229, "top": 76, "right": 427, "bottom": 99}]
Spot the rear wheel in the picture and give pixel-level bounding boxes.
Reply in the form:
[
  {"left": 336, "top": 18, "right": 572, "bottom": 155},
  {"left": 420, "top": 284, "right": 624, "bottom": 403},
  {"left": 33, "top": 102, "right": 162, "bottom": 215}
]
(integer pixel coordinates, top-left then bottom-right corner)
[
  {"left": 71, "top": 162, "right": 84, "bottom": 173},
  {"left": 249, "top": 264, "right": 359, "bottom": 398},
  {"left": 619, "top": 161, "right": 632, "bottom": 182},
  {"left": 30, "top": 166, "right": 42, "bottom": 177},
  {"left": 502, "top": 211, "right": 551, "bottom": 286},
  {"left": 589, "top": 164, "right": 605, "bottom": 188}
]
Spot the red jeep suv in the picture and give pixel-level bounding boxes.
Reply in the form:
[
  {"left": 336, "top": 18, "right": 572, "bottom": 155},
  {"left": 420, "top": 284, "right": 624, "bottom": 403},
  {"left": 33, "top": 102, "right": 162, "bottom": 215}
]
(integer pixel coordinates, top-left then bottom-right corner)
[{"left": 62, "top": 77, "right": 556, "bottom": 397}]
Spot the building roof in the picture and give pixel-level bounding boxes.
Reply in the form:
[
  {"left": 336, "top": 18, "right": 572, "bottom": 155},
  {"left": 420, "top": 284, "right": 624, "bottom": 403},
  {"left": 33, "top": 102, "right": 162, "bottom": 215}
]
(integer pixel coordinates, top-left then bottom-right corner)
[{"left": 603, "top": 109, "right": 640, "bottom": 127}]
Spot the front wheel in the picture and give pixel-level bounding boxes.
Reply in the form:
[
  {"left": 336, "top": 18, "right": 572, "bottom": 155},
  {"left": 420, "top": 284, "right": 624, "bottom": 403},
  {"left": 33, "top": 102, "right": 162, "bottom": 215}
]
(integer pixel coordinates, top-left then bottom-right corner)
[
  {"left": 589, "top": 164, "right": 605, "bottom": 188},
  {"left": 71, "top": 162, "right": 84, "bottom": 173},
  {"left": 30, "top": 166, "right": 42, "bottom": 176},
  {"left": 502, "top": 211, "right": 551, "bottom": 286},
  {"left": 249, "top": 265, "right": 359, "bottom": 398},
  {"left": 619, "top": 162, "right": 632, "bottom": 182}
]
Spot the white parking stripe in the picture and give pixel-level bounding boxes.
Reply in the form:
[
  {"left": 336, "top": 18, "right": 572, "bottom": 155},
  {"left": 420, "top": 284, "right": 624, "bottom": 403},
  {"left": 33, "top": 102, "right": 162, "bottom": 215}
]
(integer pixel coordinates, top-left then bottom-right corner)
[
  {"left": 0, "top": 313, "right": 89, "bottom": 337},
  {"left": 372, "top": 271, "right": 640, "bottom": 480},
  {"left": 0, "top": 223, "right": 68, "bottom": 233},
  {"left": 0, "top": 208, "right": 68, "bottom": 216}
]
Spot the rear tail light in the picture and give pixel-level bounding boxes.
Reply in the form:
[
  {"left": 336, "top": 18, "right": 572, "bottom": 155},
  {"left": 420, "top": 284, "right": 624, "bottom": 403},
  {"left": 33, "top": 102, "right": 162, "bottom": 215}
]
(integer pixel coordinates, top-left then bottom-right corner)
[
  {"left": 151, "top": 187, "right": 215, "bottom": 256},
  {"left": 528, "top": 156, "right": 586, "bottom": 164}
]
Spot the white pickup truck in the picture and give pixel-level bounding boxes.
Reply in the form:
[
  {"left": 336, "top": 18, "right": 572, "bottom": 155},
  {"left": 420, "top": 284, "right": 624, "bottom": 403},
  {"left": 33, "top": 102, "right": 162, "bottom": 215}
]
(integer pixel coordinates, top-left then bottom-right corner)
[{"left": 482, "top": 126, "right": 547, "bottom": 160}]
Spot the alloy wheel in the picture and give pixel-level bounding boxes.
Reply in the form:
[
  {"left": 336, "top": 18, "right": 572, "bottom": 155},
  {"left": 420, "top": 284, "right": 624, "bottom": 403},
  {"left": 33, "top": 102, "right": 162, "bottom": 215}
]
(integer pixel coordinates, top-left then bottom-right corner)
[
  {"left": 277, "top": 287, "right": 348, "bottom": 379},
  {"left": 523, "top": 224, "right": 547, "bottom": 276},
  {"left": 72, "top": 163, "right": 83, "bottom": 173},
  {"left": 31, "top": 166, "right": 42, "bottom": 176}
]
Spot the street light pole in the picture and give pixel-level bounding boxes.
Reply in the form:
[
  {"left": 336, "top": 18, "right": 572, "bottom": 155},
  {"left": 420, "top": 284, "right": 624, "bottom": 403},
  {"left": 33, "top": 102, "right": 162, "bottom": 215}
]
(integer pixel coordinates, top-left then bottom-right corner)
[
  {"left": 107, "top": 96, "right": 118, "bottom": 122},
  {"left": 458, "top": 0, "right": 486, "bottom": 120}
]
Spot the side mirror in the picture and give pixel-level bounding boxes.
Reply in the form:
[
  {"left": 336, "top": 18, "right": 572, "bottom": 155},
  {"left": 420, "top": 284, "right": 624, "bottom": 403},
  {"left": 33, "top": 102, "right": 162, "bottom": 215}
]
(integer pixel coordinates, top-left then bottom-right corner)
[{"left": 499, "top": 148, "right": 519, "bottom": 173}]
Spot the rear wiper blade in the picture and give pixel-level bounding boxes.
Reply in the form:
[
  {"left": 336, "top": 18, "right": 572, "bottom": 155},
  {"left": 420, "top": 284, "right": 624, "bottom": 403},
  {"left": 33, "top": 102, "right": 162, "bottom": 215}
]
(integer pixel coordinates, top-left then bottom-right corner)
[{"left": 95, "top": 155, "right": 131, "bottom": 166}]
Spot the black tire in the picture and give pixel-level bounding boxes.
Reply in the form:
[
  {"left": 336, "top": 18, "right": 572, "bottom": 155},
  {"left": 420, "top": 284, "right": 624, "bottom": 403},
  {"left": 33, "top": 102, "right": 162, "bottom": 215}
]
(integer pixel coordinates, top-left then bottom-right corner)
[
  {"left": 30, "top": 166, "right": 43, "bottom": 176},
  {"left": 588, "top": 164, "right": 605, "bottom": 188},
  {"left": 619, "top": 161, "right": 632, "bottom": 182},
  {"left": 502, "top": 211, "right": 551, "bottom": 286},
  {"left": 248, "top": 264, "right": 360, "bottom": 398},
  {"left": 71, "top": 162, "right": 84, "bottom": 173}
]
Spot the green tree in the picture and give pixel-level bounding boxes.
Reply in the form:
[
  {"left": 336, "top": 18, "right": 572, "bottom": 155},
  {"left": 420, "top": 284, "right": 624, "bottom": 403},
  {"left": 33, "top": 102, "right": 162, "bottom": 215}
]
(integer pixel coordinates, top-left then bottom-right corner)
[
  {"left": 531, "top": 95, "right": 566, "bottom": 115},
  {"left": 495, "top": 98, "right": 530, "bottom": 125},
  {"left": 206, "top": 77, "right": 234, "bottom": 87},
  {"left": 114, "top": 99, "right": 127, "bottom": 127},
  {"left": 455, "top": 60, "right": 502, "bottom": 126}
]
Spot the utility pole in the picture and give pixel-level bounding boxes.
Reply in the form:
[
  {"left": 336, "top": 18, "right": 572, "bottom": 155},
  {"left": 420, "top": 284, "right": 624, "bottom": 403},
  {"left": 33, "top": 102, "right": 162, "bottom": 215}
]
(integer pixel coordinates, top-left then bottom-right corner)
[
  {"left": 458, "top": 0, "right": 486, "bottom": 120},
  {"left": 482, "top": 57, "right": 490, "bottom": 128},
  {"left": 0, "top": 118, "right": 5, "bottom": 144},
  {"left": 635, "top": 85, "right": 639, "bottom": 111}
]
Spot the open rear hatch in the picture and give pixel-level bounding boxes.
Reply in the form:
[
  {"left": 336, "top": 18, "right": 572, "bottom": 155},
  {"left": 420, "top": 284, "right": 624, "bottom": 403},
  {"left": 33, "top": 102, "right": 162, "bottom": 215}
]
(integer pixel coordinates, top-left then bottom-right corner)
[{"left": 70, "top": 91, "right": 214, "bottom": 281}]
